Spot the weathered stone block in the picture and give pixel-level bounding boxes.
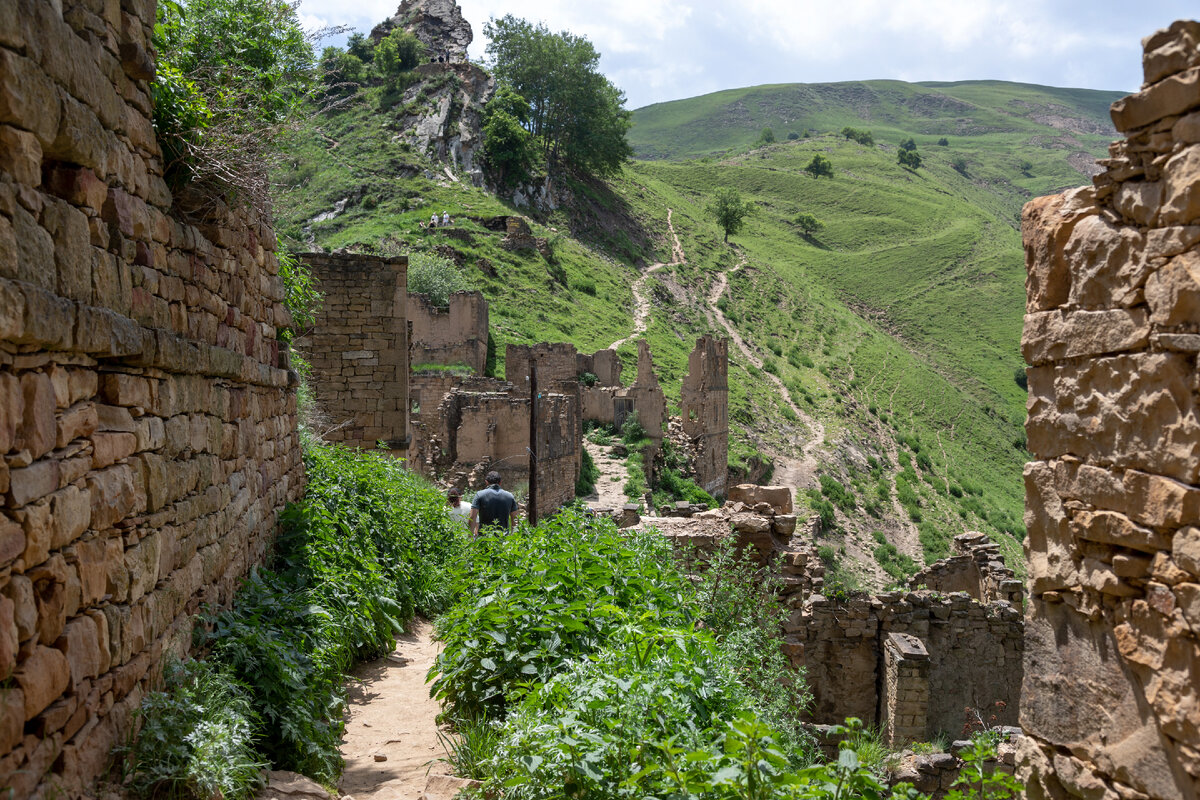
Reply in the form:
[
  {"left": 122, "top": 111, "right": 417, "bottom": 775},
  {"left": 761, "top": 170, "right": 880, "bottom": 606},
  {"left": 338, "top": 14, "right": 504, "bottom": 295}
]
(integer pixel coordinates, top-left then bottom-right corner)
[
  {"left": 55, "top": 401, "right": 97, "bottom": 449},
  {"left": 91, "top": 432, "right": 136, "bottom": 469},
  {"left": 1022, "top": 188, "right": 1097, "bottom": 312},
  {"left": 18, "top": 372, "right": 57, "bottom": 460},
  {"left": 86, "top": 464, "right": 136, "bottom": 531},
  {"left": 1027, "top": 353, "right": 1200, "bottom": 484},
  {"left": 0, "top": 512, "right": 23, "bottom": 566},
  {"left": 1145, "top": 250, "right": 1200, "bottom": 325},
  {"left": 48, "top": 484, "right": 90, "bottom": 551},
  {"left": 0, "top": 49, "right": 61, "bottom": 146},
  {"left": 55, "top": 615, "right": 103, "bottom": 690},
  {"left": 1174, "top": 526, "right": 1200, "bottom": 577},
  {"left": 0, "top": 371, "right": 20, "bottom": 454},
  {"left": 1161, "top": 145, "right": 1200, "bottom": 225},
  {"left": 0, "top": 125, "right": 41, "bottom": 187},
  {"left": 1111, "top": 66, "right": 1200, "bottom": 132},
  {"left": 15, "top": 645, "right": 70, "bottom": 721},
  {"left": 1021, "top": 308, "right": 1149, "bottom": 365},
  {"left": 0, "top": 685, "right": 23, "bottom": 755}
]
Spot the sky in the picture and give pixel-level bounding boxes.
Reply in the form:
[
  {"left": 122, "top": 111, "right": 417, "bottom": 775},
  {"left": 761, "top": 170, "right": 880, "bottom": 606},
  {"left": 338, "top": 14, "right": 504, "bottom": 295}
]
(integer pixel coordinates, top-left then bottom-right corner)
[{"left": 299, "top": 1, "right": 1196, "bottom": 110}]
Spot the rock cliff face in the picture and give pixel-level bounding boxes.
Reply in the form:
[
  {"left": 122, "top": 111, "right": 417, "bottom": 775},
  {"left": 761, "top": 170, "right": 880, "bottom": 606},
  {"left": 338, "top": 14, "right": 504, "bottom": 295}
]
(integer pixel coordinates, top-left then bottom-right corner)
[
  {"left": 370, "top": 0, "right": 473, "bottom": 63},
  {"left": 393, "top": 62, "right": 493, "bottom": 186}
]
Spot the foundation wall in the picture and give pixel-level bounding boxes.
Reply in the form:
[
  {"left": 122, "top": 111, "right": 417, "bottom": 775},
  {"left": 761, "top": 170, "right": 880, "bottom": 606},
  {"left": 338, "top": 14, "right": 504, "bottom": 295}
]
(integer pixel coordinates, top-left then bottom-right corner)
[
  {"left": 0, "top": 3, "right": 302, "bottom": 795},
  {"left": 1018, "top": 20, "right": 1200, "bottom": 800}
]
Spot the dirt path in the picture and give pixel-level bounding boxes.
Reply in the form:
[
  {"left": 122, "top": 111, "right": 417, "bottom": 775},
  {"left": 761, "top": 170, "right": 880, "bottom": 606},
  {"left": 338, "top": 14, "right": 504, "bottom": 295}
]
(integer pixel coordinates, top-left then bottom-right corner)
[
  {"left": 339, "top": 619, "right": 448, "bottom": 800},
  {"left": 703, "top": 253, "right": 825, "bottom": 505},
  {"left": 609, "top": 209, "right": 686, "bottom": 351},
  {"left": 582, "top": 439, "right": 630, "bottom": 512}
]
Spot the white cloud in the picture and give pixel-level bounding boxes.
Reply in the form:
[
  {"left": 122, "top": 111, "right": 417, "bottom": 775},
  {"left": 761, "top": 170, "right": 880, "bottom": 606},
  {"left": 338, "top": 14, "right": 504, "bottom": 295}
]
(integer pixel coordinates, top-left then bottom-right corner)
[{"left": 296, "top": 0, "right": 1193, "bottom": 107}]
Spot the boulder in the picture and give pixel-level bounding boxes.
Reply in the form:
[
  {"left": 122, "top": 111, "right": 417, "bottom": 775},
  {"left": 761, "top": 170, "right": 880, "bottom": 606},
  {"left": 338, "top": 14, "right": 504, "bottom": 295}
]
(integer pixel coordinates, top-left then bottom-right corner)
[{"left": 727, "top": 484, "right": 793, "bottom": 514}]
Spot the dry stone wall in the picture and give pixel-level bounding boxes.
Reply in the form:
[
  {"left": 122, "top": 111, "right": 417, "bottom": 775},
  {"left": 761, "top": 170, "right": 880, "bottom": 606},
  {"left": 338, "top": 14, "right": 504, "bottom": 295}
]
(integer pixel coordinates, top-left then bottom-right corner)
[
  {"left": 302, "top": 253, "right": 408, "bottom": 453},
  {"left": 1019, "top": 21, "right": 1200, "bottom": 800},
  {"left": 681, "top": 335, "right": 729, "bottom": 498},
  {"left": 0, "top": 2, "right": 302, "bottom": 796}
]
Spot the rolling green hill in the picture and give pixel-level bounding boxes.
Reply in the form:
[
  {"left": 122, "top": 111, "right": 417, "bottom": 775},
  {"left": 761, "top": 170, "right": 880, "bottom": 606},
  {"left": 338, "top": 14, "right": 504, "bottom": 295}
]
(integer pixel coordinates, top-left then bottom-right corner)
[{"left": 274, "top": 74, "right": 1125, "bottom": 588}]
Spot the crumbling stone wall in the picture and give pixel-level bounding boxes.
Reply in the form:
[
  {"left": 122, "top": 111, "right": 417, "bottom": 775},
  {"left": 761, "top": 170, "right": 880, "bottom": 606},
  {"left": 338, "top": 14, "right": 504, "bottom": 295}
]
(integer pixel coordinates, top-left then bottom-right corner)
[
  {"left": 681, "top": 335, "right": 728, "bottom": 498},
  {"left": 910, "top": 532, "right": 1024, "bottom": 607},
  {"left": 788, "top": 589, "right": 1023, "bottom": 741},
  {"left": 0, "top": 3, "right": 302, "bottom": 796},
  {"left": 1018, "top": 21, "right": 1200, "bottom": 800},
  {"left": 409, "top": 291, "right": 487, "bottom": 374},
  {"left": 302, "top": 253, "right": 408, "bottom": 452},
  {"left": 408, "top": 371, "right": 509, "bottom": 475}
]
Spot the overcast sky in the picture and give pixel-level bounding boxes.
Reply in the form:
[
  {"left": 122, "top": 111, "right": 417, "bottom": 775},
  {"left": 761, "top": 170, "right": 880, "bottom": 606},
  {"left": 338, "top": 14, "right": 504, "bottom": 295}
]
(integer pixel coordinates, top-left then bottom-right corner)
[{"left": 299, "top": 1, "right": 1194, "bottom": 110}]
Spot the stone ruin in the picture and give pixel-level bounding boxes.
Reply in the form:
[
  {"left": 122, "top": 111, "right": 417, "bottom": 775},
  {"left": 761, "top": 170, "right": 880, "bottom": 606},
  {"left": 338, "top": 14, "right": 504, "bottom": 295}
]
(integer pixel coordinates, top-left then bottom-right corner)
[
  {"left": 910, "top": 531, "right": 1025, "bottom": 608},
  {"left": 646, "top": 487, "right": 1024, "bottom": 748},
  {"left": 0, "top": 3, "right": 303, "bottom": 796},
  {"left": 302, "top": 252, "right": 409, "bottom": 452},
  {"left": 681, "top": 335, "right": 729, "bottom": 498},
  {"left": 409, "top": 290, "right": 487, "bottom": 374},
  {"left": 1018, "top": 20, "right": 1200, "bottom": 800}
]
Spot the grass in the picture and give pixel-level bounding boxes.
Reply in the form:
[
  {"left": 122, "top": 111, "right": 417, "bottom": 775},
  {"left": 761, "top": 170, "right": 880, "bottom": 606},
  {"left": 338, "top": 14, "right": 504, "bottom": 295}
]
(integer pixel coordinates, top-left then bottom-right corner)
[{"left": 271, "top": 74, "right": 1102, "bottom": 578}]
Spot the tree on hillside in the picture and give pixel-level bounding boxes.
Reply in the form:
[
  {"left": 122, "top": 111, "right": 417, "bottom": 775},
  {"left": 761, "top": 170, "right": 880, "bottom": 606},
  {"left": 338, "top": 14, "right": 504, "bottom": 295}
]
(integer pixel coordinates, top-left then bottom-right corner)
[
  {"left": 841, "top": 127, "right": 874, "bottom": 146},
  {"left": 804, "top": 154, "right": 833, "bottom": 178},
  {"left": 375, "top": 28, "right": 425, "bottom": 81},
  {"left": 794, "top": 213, "right": 824, "bottom": 237},
  {"left": 482, "top": 87, "right": 537, "bottom": 187},
  {"left": 708, "top": 188, "right": 750, "bottom": 243},
  {"left": 484, "top": 15, "right": 632, "bottom": 177},
  {"left": 346, "top": 32, "right": 373, "bottom": 63},
  {"left": 757, "top": 127, "right": 776, "bottom": 146},
  {"left": 899, "top": 137, "right": 916, "bottom": 152},
  {"left": 898, "top": 149, "right": 922, "bottom": 170}
]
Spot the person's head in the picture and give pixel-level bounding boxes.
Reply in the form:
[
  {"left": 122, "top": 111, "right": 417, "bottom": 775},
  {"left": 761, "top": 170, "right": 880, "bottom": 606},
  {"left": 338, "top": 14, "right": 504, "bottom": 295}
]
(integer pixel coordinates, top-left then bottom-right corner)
[
  {"left": 486, "top": 470, "right": 502, "bottom": 486},
  {"left": 447, "top": 487, "right": 461, "bottom": 505}
]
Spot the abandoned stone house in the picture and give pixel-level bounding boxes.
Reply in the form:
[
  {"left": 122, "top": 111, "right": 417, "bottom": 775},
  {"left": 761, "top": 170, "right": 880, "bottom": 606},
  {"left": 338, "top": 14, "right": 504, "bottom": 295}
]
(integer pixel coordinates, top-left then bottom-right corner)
[{"left": 0, "top": 2, "right": 1198, "bottom": 798}]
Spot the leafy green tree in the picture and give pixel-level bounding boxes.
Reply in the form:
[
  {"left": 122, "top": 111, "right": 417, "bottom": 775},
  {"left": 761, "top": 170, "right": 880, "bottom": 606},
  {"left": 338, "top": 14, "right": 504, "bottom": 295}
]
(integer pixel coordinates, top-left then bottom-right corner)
[
  {"left": 318, "top": 46, "right": 365, "bottom": 94},
  {"left": 804, "top": 154, "right": 833, "bottom": 178},
  {"left": 899, "top": 137, "right": 916, "bottom": 152},
  {"left": 757, "top": 127, "right": 776, "bottom": 145},
  {"left": 1019, "top": 158, "right": 1034, "bottom": 176},
  {"left": 408, "top": 252, "right": 469, "bottom": 306},
  {"left": 898, "top": 148, "right": 922, "bottom": 169},
  {"left": 841, "top": 126, "right": 874, "bottom": 145},
  {"left": 484, "top": 15, "right": 632, "bottom": 177},
  {"left": 794, "top": 212, "right": 824, "bottom": 237},
  {"left": 786, "top": 131, "right": 799, "bottom": 140},
  {"left": 482, "top": 86, "right": 537, "bottom": 186},
  {"left": 346, "top": 32, "right": 373, "bottom": 63},
  {"left": 375, "top": 28, "right": 425, "bottom": 80},
  {"left": 708, "top": 188, "right": 751, "bottom": 243},
  {"left": 153, "top": 0, "right": 315, "bottom": 200},
  {"left": 952, "top": 156, "right": 969, "bottom": 175},
  {"left": 937, "top": 136, "right": 950, "bottom": 146}
]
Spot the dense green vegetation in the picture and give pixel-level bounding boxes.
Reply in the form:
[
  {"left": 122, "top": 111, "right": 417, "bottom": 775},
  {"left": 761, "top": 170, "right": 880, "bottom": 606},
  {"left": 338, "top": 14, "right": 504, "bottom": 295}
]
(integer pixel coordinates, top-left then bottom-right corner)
[{"left": 126, "top": 440, "right": 467, "bottom": 796}]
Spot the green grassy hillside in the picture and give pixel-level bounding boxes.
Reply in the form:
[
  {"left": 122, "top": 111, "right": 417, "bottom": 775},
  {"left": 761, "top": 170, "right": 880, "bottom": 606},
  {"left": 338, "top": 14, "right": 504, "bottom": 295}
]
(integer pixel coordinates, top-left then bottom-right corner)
[
  {"left": 274, "top": 74, "right": 1123, "bottom": 587},
  {"left": 629, "top": 79, "right": 1122, "bottom": 170}
]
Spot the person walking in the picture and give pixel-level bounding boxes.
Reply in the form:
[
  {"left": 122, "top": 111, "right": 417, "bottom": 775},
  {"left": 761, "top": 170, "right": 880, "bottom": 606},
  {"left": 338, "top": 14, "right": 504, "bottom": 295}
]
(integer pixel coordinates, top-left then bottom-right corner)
[
  {"left": 469, "top": 471, "right": 518, "bottom": 536},
  {"left": 442, "top": 211, "right": 451, "bottom": 227},
  {"left": 446, "top": 487, "right": 469, "bottom": 526}
]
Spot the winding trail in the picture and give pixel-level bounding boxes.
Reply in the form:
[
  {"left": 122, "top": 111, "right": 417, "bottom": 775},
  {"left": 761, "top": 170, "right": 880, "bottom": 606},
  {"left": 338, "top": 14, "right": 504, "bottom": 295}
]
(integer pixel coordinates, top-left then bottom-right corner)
[
  {"left": 703, "top": 252, "right": 825, "bottom": 504},
  {"left": 609, "top": 209, "right": 686, "bottom": 351}
]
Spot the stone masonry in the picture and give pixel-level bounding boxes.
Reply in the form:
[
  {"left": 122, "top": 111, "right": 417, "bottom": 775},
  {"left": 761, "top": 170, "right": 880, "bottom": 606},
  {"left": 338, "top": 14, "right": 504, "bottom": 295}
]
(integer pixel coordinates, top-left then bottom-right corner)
[
  {"left": 681, "top": 335, "right": 729, "bottom": 498},
  {"left": 0, "top": 2, "right": 303, "bottom": 796},
  {"left": 302, "top": 253, "right": 408, "bottom": 453},
  {"left": 910, "top": 532, "right": 1025, "bottom": 608},
  {"left": 1018, "top": 21, "right": 1200, "bottom": 800},
  {"left": 409, "top": 290, "right": 487, "bottom": 374}
]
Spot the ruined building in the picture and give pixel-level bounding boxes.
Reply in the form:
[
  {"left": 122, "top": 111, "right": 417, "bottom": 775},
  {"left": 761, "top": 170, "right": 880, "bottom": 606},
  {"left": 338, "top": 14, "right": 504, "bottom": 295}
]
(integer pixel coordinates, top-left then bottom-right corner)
[
  {"left": 0, "top": 3, "right": 302, "bottom": 796},
  {"left": 681, "top": 335, "right": 729, "bottom": 498},
  {"left": 1019, "top": 21, "right": 1200, "bottom": 800},
  {"left": 303, "top": 252, "right": 409, "bottom": 452}
]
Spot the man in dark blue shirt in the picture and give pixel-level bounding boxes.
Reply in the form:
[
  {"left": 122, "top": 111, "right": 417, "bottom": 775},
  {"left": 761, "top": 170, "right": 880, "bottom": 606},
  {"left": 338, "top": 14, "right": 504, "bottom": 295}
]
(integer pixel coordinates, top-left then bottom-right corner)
[{"left": 469, "top": 471, "right": 518, "bottom": 535}]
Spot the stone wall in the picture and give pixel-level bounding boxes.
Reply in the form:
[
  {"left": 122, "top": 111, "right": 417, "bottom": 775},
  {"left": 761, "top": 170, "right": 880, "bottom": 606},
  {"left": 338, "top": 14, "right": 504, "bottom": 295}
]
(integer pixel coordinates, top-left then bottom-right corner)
[
  {"left": 0, "top": 2, "right": 302, "bottom": 796},
  {"left": 407, "top": 371, "right": 509, "bottom": 475},
  {"left": 1018, "top": 20, "right": 1200, "bottom": 800},
  {"left": 910, "top": 532, "right": 1025, "bottom": 607},
  {"left": 408, "top": 291, "right": 487, "bottom": 374},
  {"left": 681, "top": 335, "right": 729, "bottom": 498},
  {"left": 302, "top": 253, "right": 408, "bottom": 452}
]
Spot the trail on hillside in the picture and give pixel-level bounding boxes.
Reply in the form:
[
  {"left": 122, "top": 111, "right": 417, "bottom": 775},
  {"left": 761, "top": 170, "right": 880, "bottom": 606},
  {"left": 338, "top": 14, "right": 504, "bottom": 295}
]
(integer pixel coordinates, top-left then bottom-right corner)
[
  {"left": 339, "top": 619, "right": 449, "bottom": 799},
  {"left": 703, "top": 253, "right": 825, "bottom": 505},
  {"left": 609, "top": 209, "right": 686, "bottom": 351},
  {"left": 583, "top": 438, "right": 631, "bottom": 511}
]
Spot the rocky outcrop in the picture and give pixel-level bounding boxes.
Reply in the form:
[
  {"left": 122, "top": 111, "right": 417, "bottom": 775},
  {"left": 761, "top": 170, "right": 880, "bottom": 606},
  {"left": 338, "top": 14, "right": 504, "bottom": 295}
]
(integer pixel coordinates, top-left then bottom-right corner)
[
  {"left": 371, "top": 0, "right": 473, "bottom": 63},
  {"left": 394, "top": 62, "right": 493, "bottom": 187},
  {"left": 1019, "top": 20, "right": 1200, "bottom": 800}
]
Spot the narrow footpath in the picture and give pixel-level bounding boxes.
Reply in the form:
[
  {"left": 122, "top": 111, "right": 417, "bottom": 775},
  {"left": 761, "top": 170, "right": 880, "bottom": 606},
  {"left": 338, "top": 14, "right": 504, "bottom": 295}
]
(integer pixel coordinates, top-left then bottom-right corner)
[
  {"left": 704, "top": 252, "right": 825, "bottom": 504},
  {"left": 338, "top": 619, "right": 449, "bottom": 799},
  {"left": 608, "top": 208, "right": 686, "bottom": 351}
]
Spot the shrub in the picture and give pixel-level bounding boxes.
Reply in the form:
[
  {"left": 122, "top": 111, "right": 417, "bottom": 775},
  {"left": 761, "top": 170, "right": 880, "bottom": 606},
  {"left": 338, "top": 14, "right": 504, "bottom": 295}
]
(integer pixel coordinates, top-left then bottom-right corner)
[
  {"left": 819, "top": 474, "right": 856, "bottom": 512},
  {"left": 937, "top": 137, "right": 950, "bottom": 146},
  {"left": 804, "top": 154, "right": 834, "bottom": 178},
  {"left": 841, "top": 126, "right": 874, "bottom": 146},
  {"left": 572, "top": 276, "right": 597, "bottom": 295},
  {"left": 575, "top": 447, "right": 600, "bottom": 496},
  {"left": 407, "top": 251, "right": 469, "bottom": 306},
  {"left": 786, "top": 131, "right": 799, "bottom": 140},
  {"left": 128, "top": 660, "right": 266, "bottom": 800}
]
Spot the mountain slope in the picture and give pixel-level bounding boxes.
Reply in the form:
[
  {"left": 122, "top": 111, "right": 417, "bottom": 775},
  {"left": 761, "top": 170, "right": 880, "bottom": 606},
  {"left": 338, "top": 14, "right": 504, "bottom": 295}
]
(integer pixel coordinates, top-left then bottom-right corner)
[{"left": 273, "top": 73, "right": 1125, "bottom": 587}]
